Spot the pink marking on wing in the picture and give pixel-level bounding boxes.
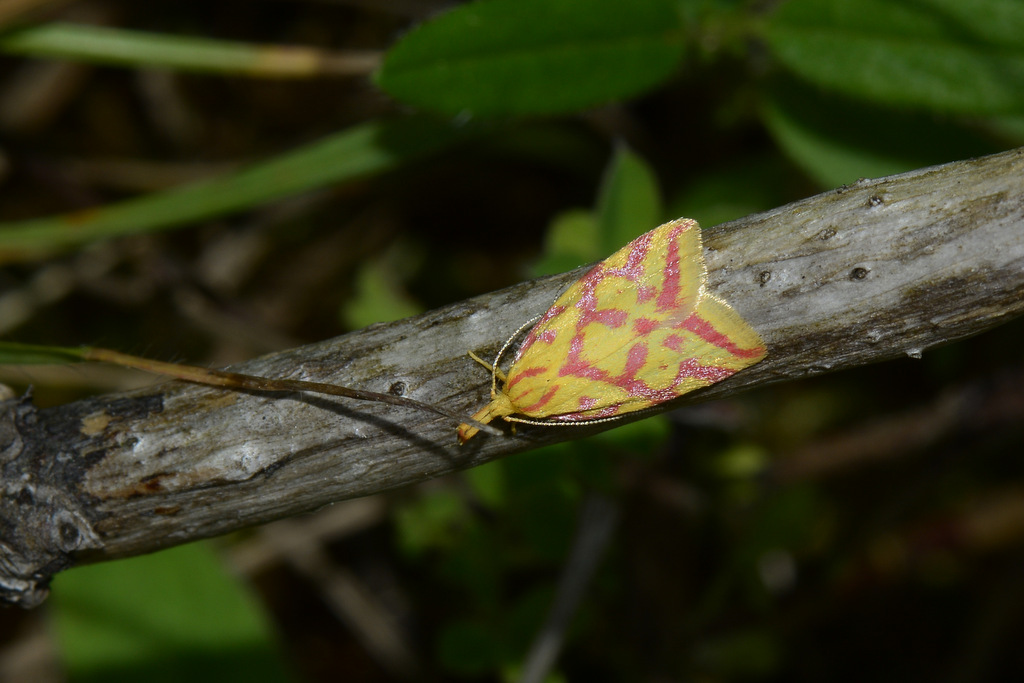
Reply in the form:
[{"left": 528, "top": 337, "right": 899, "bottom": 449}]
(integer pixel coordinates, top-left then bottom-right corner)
[
  {"left": 625, "top": 383, "right": 679, "bottom": 404},
  {"left": 506, "top": 365, "right": 547, "bottom": 391},
  {"left": 539, "top": 304, "right": 566, "bottom": 324},
  {"left": 535, "top": 226, "right": 754, "bottom": 415},
  {"left": 558, "top": 236, "right": 657, "bottom": 342},
  {"left": 663, "top": 334, "right": 684, "bottom": 352},
  {"left": 680, "top": 313, "right": 764, "bottom": 358},
  {"left": 565, "top": 305, "right": 626, "bottom": 331},
  {"left": 623, "top": 342, "right": 648, "bottom": 378},
  {"left": 516, "top": 305, "right": 567, "bottom": 357},
  {"left": 578, "top": 396, "right": 599, "bottom": 411},
  {"left": 572, "top": 266, "right": 604, "bottom": 314},
  {"left": 569, "top": 332, "right": 586, "bottom": 356},
  {"left": 559, "top": 338, "right": 664, "bottom": 404},
  {"left": 655, "top": 225, "right": 685, "bottom": 313},
  {"left": 580, "top": 230, "right": 654, "bottom": 293},
  {"left": 551, "top": 405, "right": 621, "bottom": 422},
  {"left": 636, "top": 284, "right": 656, "bottom": 303},
  {"left": 520, "top": 384, "right": 560, "bottom": 413},
  {"left": 560, "top": 346, "right": 610, "bottom": 382},
  {"left": 515, "top": 337, "right": 535, "bottom": 360},
  {"left": 617, "top": 233, "right": 653, "bottom": 282},
  {"left": 537, "top": 328, "right": 557, "bottom": 344},
  {"left": 568, "top": 332, "right": 737, "bottom": 406},
  {"left": 632, "top": 317, "right": 659, "bottom": 337},
  {"left": 676, "top": 357, "right": 735, "bottom": 383},
  {"left": 568, "top": 266, "right": 630, "bottom": 337}
]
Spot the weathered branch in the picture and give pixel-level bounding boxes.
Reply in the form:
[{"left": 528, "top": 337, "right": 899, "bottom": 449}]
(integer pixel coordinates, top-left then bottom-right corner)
[{"left": 2, "top": 147, "right": 1023, "bottom": 607}]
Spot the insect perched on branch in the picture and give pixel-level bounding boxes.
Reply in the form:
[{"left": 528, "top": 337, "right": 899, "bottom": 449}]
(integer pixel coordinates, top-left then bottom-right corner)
[{"left": 457, "top": 218, "right": 766, "bottom": 442}]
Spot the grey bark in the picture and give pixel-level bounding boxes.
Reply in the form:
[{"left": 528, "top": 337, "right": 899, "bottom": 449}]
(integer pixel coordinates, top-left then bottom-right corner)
[{"left": 2, "top": 147, "right": 1023, "bottom": 607}]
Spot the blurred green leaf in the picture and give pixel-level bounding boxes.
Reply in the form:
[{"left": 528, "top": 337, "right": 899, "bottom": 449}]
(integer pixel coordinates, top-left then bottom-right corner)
[
  {"left": 711, "top": 442, "right": 770, "bottom": 480},
  {"left": 511, "top": 481, "right": 580, "bottom": 562},
  {"left": 376, "top": 0, "right": 685, "bottom": 117},
  {"left": 595, "top": 145, "right": 663, "bottom": 254},
  {"left": 0, "top": 117, "right": 474, "bottom": 261},
  {"left": 436, "top": 523, "right": 505, "bottom": 609},
  {"left": 738, "top": 486, "right": 825, "bottom": 555},
  {"left": 729, "top": 487, "right": 827, "bottom": 608},
  {"left": 480, "top": 123, "right": 608, "bottom": 177},
  {"left": 765, "top": 0, "right": 1024, "bottom": 115},
  {"left": 762, "top": 80, "right": 999, "bottom": 187},
  {"left": 502, "top": 664, "right": 567, "bottom": 683},
  {"left": 505, "top": 585, "right": 559, "bottom": 657},
  {"left": 394, "top": 489, "right": 470, "bottom": 558},
  {"left": 340, "top": 242, "right": 424, "bottom": 328},
  {"left": 464, "top": 459, "right": 508, "bottom": 509},
  {"left": 584, "top": 416, "right": 670, "bottom": 464},
  {"left": 49, "top": 543, "right": 290, "bottom": 683},
  {"left": 692, "top": 486, "right": 827, "bottom": 625},
  {"left": 666, "top": 155, "right": 793, "bottom": 228},
  {"left": 0, "top": 22, "right": 363, "bottom": 77},
  {"left": 0, "top": 340, "right": 85, "bottom": 365},
  {"left": 984, "top": 114, "right": 1024, "bottom": 143},
  {"left": 529, "top": 209, "right": 599, "bottom": 277},
  {"left": 692, "top": 629, "right": 782, "bottom": 677},
  {"left": 530, "top": 144, "right": 661, "bottom": 276},
  {"left": 436, "top": 619, "right": 502, "bottom": 676},
  {"left": 501, "top": 450, "right": 582, "bottom": 562}
]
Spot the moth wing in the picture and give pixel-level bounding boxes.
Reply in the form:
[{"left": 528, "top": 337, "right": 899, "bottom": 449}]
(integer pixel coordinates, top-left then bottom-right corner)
[
  {"left": 685, "top": 293, "right": 767, "bottom": 373},
  {"left": 547, "top": 293, "right": 764, "bottom": 420},
  {"left": 504, "top": 219, "right": 720, "bottom": 419}
]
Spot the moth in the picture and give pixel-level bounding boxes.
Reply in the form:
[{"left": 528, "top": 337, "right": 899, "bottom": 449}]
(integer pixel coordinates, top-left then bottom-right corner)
[{"left": 457, "top": 218, "right": 765, "bottom": 442}]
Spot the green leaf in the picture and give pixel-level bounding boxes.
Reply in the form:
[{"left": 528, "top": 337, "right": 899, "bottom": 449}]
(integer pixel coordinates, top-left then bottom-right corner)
[
  {"left": 393, "top": 489, "right": 470, "bottom": 557},
  {"left": 710, "top": 442, "right": 770, "bottom": 479},
  {"left": 0, "top": 341, "right": 86, "bottom": 365},
  {"left": 340, "top": 242, "right": 425, "bottom": 328},
  {"left": 503, "top": 451, "right": 581, "bottom": 562},
  {"left": 376, "top": 0, "right": 685, "bottom": 117},
  {"left": 49, "top": 542, "right": 291, "bottom": 683},
  {"left": 595, "top": 145, "right": 663, "bottom": 254},
  {"left": 479, "top": 123, "right": 608, "bottom": 177},
  {"left": 761, "top": 80, "right": 1000, "bottom": 187},
  {"left": 436, "top": 619, "right": 502, "bottom": 676},
  {"left": 666, "top": 155, "right": 794, "bottom": 229},
  {"left": 765, "top": 0, "right": 1024, "bottom": 115},
  {"left": 0, "top": 117, "right": 473, "bottom": 261},
  {"left": 0, "top": 22, "right": 356, "bottom": 77},
  {"left": 984, "top": 114, "right": 1024, "bottom": 143},
  {"left": 530, "top": 209, "right": 599, "bottom": 277},
  {"left": 586, "top": 415, "right": 670, "bottom": 455},
  {"left": 531, "top": 144, "right": 663, "bottom": 276},
  {"left": 692, "top": 629, "right": 781, "bottom": 677},
  {"left": 463, "top": 460, "right": 508, "bottom": 509}
]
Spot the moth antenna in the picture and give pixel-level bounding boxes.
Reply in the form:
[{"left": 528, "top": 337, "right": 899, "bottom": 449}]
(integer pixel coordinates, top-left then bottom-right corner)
[
  {"left": 489, "top": 315, "right": 540, "bottom": 396},
  {"left": 504, "top": 414, "right": 623, "bottom": 428}
]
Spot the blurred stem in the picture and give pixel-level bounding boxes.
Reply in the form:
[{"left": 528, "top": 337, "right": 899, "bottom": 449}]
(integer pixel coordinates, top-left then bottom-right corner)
[{"left": 0, "top": 22, "right": 381, "bottom": 77}]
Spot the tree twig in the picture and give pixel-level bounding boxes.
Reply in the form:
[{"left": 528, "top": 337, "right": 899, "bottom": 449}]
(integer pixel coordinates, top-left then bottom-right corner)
[{"left": 1, "top": 147, "right": 1023, "bottom": 607}]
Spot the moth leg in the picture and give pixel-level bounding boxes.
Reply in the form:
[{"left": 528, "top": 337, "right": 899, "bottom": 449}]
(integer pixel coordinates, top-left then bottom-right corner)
[{"left": 467, "top": 350, "right": 508, "bottom": 384}]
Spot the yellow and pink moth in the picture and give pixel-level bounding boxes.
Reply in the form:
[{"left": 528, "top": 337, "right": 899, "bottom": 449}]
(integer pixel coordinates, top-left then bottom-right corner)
[{"left": 457, "top": 218, "right": 765, "bottom": 442}]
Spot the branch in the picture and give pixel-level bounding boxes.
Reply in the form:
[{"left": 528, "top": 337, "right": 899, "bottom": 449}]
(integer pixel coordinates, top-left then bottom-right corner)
[{"left": 2, "top": 147, "right": 1023, "bottom": 607}]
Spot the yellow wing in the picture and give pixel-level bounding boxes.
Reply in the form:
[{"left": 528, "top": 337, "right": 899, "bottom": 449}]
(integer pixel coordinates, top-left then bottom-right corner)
[
  {"left": 504, "top": 218, "right": 763, "bottom": 420},
  {"left": 457, "top": 217, "right": 766, "bottom": 442}
]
